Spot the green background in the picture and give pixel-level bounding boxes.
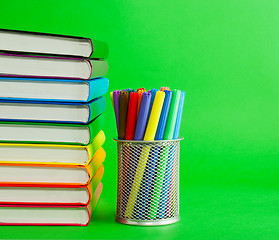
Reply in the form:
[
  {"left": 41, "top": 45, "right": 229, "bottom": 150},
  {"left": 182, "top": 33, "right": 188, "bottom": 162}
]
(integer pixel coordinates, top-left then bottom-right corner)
[{"left": 1, "top": 0, "right": 279, "bottom": 239}]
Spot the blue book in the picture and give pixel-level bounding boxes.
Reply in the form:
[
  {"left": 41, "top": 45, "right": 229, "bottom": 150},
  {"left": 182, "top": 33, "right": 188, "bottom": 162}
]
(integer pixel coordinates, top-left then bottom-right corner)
[
  {"left": 0, "top": 77, "right": 109, "bottom": 103},
  {"left": 0, "top": 96, "right": 106, "bottom": 124}
]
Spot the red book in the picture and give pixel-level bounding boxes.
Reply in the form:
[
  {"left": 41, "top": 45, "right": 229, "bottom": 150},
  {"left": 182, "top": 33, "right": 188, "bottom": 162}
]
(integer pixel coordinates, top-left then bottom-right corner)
[
  {"left": 125, "top": 92, "right": 138, "bottom": 140},
  {"left": 0, "top": 182, "right": 103, "bottom": 226}
]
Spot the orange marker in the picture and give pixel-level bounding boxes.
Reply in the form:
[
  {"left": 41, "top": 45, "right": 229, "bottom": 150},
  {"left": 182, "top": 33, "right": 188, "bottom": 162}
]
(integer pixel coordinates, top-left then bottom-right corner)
[
  {"left": 137, "top": 88, "right": 146, "bottom": 92},
  {"left": 137, "top": 90, "right": 144, "bottom": 118},
  {"left": 160, "top": 87, "right": 170, "bottom": 91}
]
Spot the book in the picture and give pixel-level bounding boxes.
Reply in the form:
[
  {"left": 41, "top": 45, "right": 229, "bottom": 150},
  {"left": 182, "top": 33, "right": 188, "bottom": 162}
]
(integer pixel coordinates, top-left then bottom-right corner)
[
  {"left": 0, "top": 164, "right": 104, "bottom": 205},
  {"left": 0, "top": 113, "right": 104, "bottom": 145},
  {"left": 0, "top": 147, "right": 105, "bottom": 186},
  {"left": 0, "top": 130, "right": 105, "bottom": 165},
  {"left": 0, "top": 77, "right": 109, "bottom": 102},
  {"left": 0, "top": 182, "right": 103, "bottom": 226},
  {"left": 0, "top": 29, "right": 108, "bottom": 59},
  {"left": 0, "top": 53, "right": 108, "bottom": 80},
  {"left": 0, "top": 96, "right": 106, "bottom": 124}
]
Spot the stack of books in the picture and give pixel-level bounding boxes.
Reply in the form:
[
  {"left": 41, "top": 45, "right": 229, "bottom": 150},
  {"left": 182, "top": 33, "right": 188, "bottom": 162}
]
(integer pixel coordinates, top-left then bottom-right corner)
[{"left": 0, "top": 29, "right": 109, "bottom": 226}]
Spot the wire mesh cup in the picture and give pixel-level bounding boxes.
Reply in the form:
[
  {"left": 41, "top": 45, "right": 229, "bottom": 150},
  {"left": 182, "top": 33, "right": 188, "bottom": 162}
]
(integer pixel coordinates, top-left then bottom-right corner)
[{"left": 113, "top": 138, "right": 182, "bottom": 226}]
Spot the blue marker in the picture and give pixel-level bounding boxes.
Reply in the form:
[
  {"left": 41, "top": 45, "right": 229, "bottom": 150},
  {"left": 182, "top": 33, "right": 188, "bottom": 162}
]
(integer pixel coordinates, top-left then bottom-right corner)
[
  {"left": 173, "top": 91, "right": 185, "bottom": 139},
  {"left": 134, "top": 92, "right": 151, "bottom": 140}
]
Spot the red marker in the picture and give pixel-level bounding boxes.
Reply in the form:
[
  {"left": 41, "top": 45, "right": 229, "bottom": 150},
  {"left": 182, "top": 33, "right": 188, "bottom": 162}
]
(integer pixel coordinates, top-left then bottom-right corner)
[
  {"left": 125, "top": 92, "right": 138, "bottom": 140},
  {"left": 137, "top": 87, "right": 146, "bottom": 92}
]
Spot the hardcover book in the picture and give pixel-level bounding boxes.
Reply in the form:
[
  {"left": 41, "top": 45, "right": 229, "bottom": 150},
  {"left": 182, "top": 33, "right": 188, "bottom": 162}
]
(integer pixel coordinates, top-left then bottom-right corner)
[
  {"left": 0, "top": 28, "right": 108, "bottom": 59},
  {"left": 0, "top": 130, "right": 105, "bottom": 165},
  {"left": 0, "top": 147, "right": 105, "bottom": 186},
  {"left": 0, "top": 96, "right": 106, "bottom": 124},
  {"left": 0, "top": 77, "right": 109, "bottom": 102},
  {"left": 0, "top": 53, "right": 108, "bottom": 80},
  {"left": 0, "top": 182, "right": 103, "bottom": 226},
  {"left": 0, "top": 113, "right": 104, "bottom": 145},
  {"left": 0, "top": 164, "right": 104, "bottom": 205}
]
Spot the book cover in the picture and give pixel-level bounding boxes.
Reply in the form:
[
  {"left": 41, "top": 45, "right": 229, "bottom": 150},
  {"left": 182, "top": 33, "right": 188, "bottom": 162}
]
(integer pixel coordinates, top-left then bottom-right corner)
[
  {"left": 0, "top": 53, "right": 108, "bottom": 80},
  {"left": 0, "top": 113, "right": 104, "bottom": 145},
  {"left": 0, "top": 96, "right": 106, "bottom": 124},
  {"left": 0, "top": 130, "right": 105, "bottom": 166},
  {"left": 0, "top": 77, "right": 109, "bottom": 103},
  {"left": 0, "top": 163, "right": 104, "bottom": 206},
  {"left": 0, "top": 147, "right": 106, "bottom": 187},
  {"left": 0, "top": 182, "right": 103, "bottom": 226},
  {"left": 0, "top": 28, "right": 108, "bottom": 59}
]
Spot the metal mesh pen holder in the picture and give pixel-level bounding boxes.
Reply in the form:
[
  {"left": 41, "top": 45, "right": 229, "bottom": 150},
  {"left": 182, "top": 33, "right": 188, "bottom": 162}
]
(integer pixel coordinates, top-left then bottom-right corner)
[{"left": 114, "top": 138, "right": 182, "bottom": 226}]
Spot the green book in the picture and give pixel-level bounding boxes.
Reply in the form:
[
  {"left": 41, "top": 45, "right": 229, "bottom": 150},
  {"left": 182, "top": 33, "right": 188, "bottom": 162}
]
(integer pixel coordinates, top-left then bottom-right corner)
[
  {"left": 0, "top": 28, "right": 108, "bottom": 59},
  {"left": 0, "top": 114, "right": 104, "bottom": 145}
]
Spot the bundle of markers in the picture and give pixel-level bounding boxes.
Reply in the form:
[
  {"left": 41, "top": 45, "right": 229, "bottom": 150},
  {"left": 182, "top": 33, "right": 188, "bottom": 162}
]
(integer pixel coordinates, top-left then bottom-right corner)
[
  {"left": 110, "top": 87, "right": 185, "bottom": 141},
  {"left": 111, "top": 87, "right": 184, "bottom": 222}
]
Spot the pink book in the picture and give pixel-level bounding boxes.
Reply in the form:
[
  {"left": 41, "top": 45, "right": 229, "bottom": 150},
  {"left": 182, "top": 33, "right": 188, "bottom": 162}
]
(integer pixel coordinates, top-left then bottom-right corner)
[{"left": 0, "top": 182, "right": 103, "bottom": 226}]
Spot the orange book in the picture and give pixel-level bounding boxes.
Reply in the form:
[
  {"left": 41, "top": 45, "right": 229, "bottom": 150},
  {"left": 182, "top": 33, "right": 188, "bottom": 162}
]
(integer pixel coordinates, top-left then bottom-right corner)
[
  {"left": 0, "top": 163, "right": 104, "bottom": 206},
  {"left": 0, "top": 147, "right": 106, "bottom": 187}
]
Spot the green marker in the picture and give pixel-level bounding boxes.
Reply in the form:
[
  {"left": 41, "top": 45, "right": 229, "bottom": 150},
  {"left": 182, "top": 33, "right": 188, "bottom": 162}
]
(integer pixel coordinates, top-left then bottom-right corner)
[
  {"left": 148, "top": 146, "right": 169, "bottom": 219},
  {"left": 148, "top": 90, "right": 181, "bottom": 219},
  {"left": 163, "top": 90, "right": 181, "bottom": 140}
]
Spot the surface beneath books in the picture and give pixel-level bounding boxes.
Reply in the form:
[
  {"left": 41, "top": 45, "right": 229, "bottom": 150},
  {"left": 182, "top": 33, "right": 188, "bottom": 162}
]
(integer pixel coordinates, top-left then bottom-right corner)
[{"left": 1, "top": 184, "right": 279, "bottom": 240}]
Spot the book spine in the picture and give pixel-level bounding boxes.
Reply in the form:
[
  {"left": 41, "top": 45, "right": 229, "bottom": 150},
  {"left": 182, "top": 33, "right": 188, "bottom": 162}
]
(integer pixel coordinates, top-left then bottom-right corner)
[
  {"left": 85, "top": 148, "right": 105, "bottom": 184},
  {"left": 90, "top": 39, "right": 109, "bottom": 59},
  {"left": 87, "top": 77, "right": 109, "bottom": 102},
  {"left": 86, "top": 182, "right": 103, "bottom": 225},
  {"left": 89, "top": 148, "right": 106, "bottom": 176},
  {"left": 87, "top": 96, "right": 106, "bottom": 123},
  {"left": 87, "top": 114, "right": 104, "bottom": 144},
  {"left": 92, "top": 164, "right": 104, "bottom": 190},
  {"left": 85, "top": 130, "right": 106, "bottom": 164},
  {"left": 89, "top": 60, "right": 108, "bottom": 79}
]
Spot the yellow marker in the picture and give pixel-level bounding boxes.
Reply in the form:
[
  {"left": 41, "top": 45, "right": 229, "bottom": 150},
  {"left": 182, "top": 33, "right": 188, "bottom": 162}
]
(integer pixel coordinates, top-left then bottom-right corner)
[
  {"left": 110, "top": 92, "right": 114, "bottom": 108},
  {"left": 144, "top": 91, "right": 165, "bottom": 141},
  {"left": 124, "top": 91, "right": 165, "bottom": 218}
]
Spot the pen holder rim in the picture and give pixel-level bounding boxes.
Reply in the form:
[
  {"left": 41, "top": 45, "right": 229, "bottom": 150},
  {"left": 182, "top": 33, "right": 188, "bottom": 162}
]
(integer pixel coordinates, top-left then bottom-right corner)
[{"left": 113, "top": 137, "right": 184, "bottom": 143}]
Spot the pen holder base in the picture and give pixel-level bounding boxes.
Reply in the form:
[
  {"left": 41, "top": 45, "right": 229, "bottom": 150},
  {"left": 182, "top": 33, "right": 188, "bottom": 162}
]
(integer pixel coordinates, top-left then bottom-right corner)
[
  {"left": 116, "top": 216, "right": 180, "bottom": 226},
  {"left": 114, "top": 138, "right": 182, "bottom": 226}
]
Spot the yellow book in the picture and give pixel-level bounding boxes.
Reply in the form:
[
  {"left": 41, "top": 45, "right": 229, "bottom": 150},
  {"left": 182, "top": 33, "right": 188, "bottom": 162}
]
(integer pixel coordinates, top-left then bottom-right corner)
[
  {"left": 0, "top": 147, "right": 106, "bottom": 186},
  {"left": 0, "top": 130, "right": 105, "bottom": 166}
]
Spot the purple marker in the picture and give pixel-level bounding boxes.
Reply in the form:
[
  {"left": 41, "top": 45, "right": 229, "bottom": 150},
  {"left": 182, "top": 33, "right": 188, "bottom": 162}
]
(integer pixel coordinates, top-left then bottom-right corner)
[
  {"left": 134, "top": 92, "right": 151, "bottom": 140},
  {"left": 113, "top": 90, "right": 121, "bottom": 134}
]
